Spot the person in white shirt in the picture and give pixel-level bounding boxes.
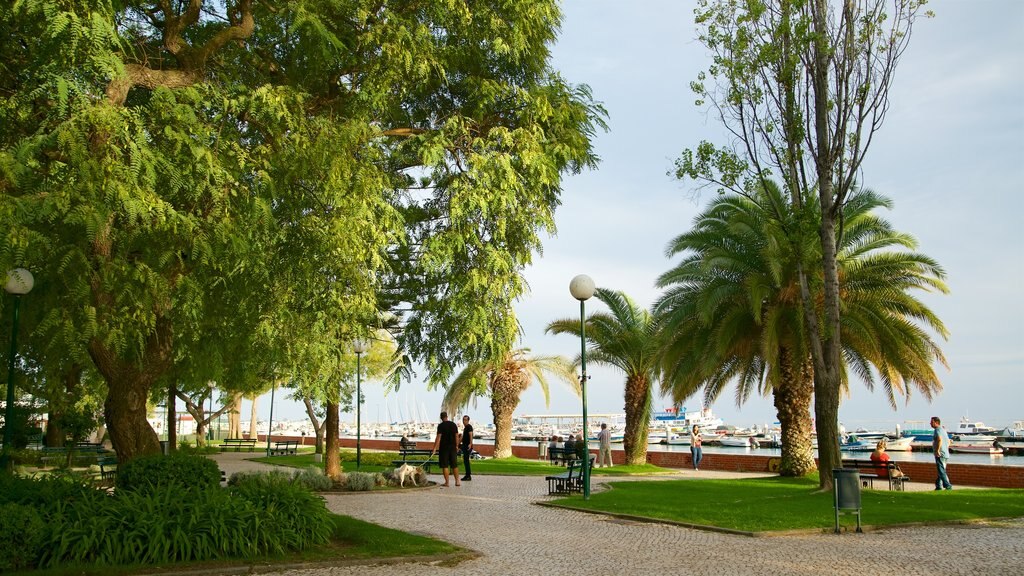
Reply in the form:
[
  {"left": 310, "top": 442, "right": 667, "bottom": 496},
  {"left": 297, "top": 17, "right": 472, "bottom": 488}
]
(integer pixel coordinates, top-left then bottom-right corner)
[{"left": 597, "top": 423, "right": 613, "bottom": 468}]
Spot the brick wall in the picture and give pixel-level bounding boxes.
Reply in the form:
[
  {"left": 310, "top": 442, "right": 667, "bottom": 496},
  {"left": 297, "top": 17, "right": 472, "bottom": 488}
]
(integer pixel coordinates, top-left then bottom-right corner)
[{"left": 274, "top": 435, "right": 1022, "bottom": 489}]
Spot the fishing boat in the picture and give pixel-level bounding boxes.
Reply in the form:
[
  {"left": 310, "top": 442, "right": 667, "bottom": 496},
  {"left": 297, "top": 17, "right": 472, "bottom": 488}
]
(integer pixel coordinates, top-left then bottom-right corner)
[
  {"left": 839, "top": 438, "right": 875, "bottom": 452},
  {"left": 994, "top": 422, "right": 1024, "bottom": 451},
  {"left": 717, "top": 435, "right": 759, "bottom": 448},
  {"left": 951, "top": 418, "right": 996, "bottom": 439},
  {"left": 666, "top": 434, "right": 691, "bottom": 446},
  {"left": 882, "top": 436, "right": 914, "bottom": 451},
  {"left": 950, "top": 442, "right": 1004, "bottom": 455}
]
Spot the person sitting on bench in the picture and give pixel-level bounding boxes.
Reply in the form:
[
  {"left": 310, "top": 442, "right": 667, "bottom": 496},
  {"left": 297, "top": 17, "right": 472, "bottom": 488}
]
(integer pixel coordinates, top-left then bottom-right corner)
[{"left": 870, "top": 440, "right": 903, "bottom": 478}]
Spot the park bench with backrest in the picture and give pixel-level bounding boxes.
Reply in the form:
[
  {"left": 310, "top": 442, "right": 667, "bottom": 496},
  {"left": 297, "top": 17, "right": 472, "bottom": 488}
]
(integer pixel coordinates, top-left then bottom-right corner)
[
  {"left": 221, "top": 438, "right": 258, "bottom": 452},
  {"left": 548, "top": 447, "right": 577, "bottom": 466},
  {"left": 268, "top": 440, "right": 299, "bottom": 456},
  {"left": 545, "top": 456, "right": 595, "bottom": 495},
  {"left": 97, "top": 455, "right": 118, "bottom": 482},
  {"left": 840, "top": 458, "right": 910, "bottom": 491},
  {"left": 391, "top": 447, "right": 441, "bottom": 473}
]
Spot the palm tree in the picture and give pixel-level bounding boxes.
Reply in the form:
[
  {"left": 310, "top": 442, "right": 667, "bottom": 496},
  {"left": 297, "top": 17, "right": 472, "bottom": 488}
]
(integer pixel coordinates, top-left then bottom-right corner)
[
  {"left": 442, "top": 349, "right": 579, "bottom": 458},
  {"left": 656, "top": 183, "right": 816, "bottom": 475},
  {"left": 655, "top": 182, "right": 947, "bottom": 476},
  {"left": 547, "top": 289, "right": 660, "bottom": 466}
]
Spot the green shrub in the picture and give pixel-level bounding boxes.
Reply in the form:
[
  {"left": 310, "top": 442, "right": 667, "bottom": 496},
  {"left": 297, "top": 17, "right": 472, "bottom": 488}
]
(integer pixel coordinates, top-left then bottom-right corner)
[
  {"left": 39, "top": 480, "right": 331, "bottom": 568},
  {"left": 0, "top": 473, "right": 99, "bottom": 508},
  {"left": 230, "top": 475, "right": 332, "bottom": 549},
  {"left": 0, "top": 503, "right": 46, "bottom": 570},
  {"left": 346, "top": 471, "right": 376, "bottom": 491},
  {"left": 116, "top": 452, "right": 220, "bottom": 493},
  {"left": 177, "top": 443, "right": 220, "bottom": 456},
  {"left": 293, "top": 466, "right": 333, "bottom": 491}
]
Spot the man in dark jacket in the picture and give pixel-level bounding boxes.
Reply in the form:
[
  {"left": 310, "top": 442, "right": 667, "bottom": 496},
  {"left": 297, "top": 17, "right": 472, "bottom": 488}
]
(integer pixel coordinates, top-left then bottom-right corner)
[
  {"left": 460, "top": 415, "right": 474, "bottom": 481},
  {"left": 431, "top": 411, "right": 461, "bottom": 487}
]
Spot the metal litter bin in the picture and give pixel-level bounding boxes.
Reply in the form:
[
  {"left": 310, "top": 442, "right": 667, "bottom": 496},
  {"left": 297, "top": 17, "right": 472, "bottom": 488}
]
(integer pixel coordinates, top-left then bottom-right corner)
[
  {"left": 538, "top": 441, "right": 547, "bottom": 459},
  {"left": 833, "top": 468, "right": 862, "bottom": 533},
  {"left": 159, "top": 440, "right": 169, "bottom": 455}
]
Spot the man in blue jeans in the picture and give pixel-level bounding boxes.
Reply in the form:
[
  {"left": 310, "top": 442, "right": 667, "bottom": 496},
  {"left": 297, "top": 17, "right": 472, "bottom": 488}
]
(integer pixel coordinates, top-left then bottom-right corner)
[{"left": 931, "top": 416, "right": 952, "bottom": 490}]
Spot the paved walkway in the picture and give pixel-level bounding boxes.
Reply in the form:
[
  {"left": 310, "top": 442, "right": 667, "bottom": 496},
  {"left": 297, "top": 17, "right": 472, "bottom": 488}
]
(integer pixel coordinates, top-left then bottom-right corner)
[{"left": 211, "top": 453, "right": 1024, "bottom": 576}]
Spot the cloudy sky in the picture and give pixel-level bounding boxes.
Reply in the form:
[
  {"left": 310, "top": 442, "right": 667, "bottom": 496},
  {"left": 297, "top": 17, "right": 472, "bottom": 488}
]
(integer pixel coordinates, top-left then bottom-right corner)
[{"left": 264, "top": 0, "right": 1023, "bottom": 431}]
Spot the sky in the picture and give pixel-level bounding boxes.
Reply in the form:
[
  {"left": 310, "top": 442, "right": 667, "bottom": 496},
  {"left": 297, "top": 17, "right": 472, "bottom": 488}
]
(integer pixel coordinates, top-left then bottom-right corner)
[{"left": 250, "top": 0, "right": 1024, "bottom": 432}]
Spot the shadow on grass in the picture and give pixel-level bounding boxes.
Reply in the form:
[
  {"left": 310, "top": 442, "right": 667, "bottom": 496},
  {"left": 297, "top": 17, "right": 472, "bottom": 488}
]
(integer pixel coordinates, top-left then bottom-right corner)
[{"left": 547, "top": 474, "right": 1024, "bottom": 533}]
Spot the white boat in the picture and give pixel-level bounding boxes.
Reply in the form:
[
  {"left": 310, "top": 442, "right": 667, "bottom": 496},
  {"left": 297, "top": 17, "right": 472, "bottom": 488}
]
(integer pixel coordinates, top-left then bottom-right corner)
[
  {"left": 882, "top": 436, "right": 914, "bottom": 451},
  {"left": 717, "top": 435, "right": 757, "bottom": 448},
  {"left": 666, "top": 434, "right": 691, "bottom": 446},
  {"left": 950, "top": 442, "right": 1004, "bottom": 455},
  {"left": 952, "top": 418, "right": 996, "bottom": 437},
  {"left": 955, "top": 434, "right": 996, "bottom": 443}
]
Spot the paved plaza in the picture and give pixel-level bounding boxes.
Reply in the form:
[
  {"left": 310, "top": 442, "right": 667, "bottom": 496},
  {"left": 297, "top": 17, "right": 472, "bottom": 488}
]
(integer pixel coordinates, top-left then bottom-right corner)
[{"left": 213, "top": 453, "right": 1024, "bottom": 576}]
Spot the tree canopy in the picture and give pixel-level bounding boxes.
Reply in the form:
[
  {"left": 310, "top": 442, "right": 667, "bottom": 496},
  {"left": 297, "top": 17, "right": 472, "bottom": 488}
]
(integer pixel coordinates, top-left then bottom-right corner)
[{"left": 0, "top": 0, "right": 605, "bottom": 461}]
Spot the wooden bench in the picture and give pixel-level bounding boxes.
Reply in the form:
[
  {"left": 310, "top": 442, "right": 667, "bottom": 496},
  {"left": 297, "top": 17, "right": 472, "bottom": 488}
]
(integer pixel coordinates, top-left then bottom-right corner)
[
  {"left": 548, "top": 447, "right": 577, "bottom": 466},
  {"left": 841, "top": 459, "right": 910, "bottom": 491},
  {"left": 221, "top": 438, "right": 258, "bottom": 452},
  {"left": 268, "top": 440, "right": 299, "bottom": 456},
  {"left": 391, "top": 448, "right": 441, "bottom": 473}
]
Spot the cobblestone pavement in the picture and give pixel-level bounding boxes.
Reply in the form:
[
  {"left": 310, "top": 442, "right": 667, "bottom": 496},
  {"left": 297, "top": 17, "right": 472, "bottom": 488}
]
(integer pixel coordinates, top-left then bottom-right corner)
[{"left": 211, "top": 454, "right": 1024, "bottom": 576}]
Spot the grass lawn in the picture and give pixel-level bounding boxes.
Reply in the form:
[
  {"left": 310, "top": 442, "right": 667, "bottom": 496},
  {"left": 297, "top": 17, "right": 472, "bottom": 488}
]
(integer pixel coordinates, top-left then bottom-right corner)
[
  {"left": 550, "top": 474, "right": 1024, "bottom": 532},
  {"left": 249, "top": 451, "right": 674, "bottom": 477},
  {"left": 19, "top": 513, "right": 463, "bottom": 576}
]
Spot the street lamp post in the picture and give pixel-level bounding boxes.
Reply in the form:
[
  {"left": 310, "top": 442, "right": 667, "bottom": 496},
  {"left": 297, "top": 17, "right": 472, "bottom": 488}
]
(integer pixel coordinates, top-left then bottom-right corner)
[
  {"left": 207, "top": 382, "right": 215, "bottom": 442},
  {"left": 569, "top": 274, "right": 595, "bottom": 500},
  {"left": 352, "top": 338, "right": 369, "bottom": 469},
  {"left": 2, "top": 269, "right": 33, "bottom": 471}
]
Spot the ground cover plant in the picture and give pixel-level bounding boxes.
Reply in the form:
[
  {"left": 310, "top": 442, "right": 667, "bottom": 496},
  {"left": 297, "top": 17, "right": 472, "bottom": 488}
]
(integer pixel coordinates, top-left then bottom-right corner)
[
  {"left": 551, "top": 475, "right": 1024, "bottom": 532},
  {"left": 0, "top": 459, "right": 461, "bottom": 573}
]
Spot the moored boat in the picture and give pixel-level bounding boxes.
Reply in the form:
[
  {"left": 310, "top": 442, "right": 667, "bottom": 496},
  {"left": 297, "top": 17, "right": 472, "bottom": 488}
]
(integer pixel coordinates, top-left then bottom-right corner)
[
  {"left": 717, "top": 435, "right": 758, "bottom": 448},
  {"left": 882, "top": 436, "right": 914, "bottom": 451},
  {"left": 950, "top": 442, "right": 1005, "bottom": 455}
]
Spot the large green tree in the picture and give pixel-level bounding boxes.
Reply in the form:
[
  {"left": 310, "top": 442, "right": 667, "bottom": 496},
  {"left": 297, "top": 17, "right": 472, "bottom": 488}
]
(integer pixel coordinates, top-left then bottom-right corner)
[
  {"left": 656, "top": 182, "right": 948, "bottom": 476},
  {"left": 441, "top": 349, "right": 578, "bottom": 458},
  {"left": 547, "top": 288, "right": 660, "bottom": 466},
  {"left": 0, "top": 1, "right": 604, "bottom": 461},
  {"left": 675, "top": 0, "right": 931, "bottom": 488}
]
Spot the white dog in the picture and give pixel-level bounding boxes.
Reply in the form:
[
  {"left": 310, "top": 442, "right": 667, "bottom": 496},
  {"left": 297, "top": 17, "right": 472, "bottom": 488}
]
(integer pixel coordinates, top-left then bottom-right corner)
[{"left": 394, "top": 463, "right": 423, "bottom": 487}]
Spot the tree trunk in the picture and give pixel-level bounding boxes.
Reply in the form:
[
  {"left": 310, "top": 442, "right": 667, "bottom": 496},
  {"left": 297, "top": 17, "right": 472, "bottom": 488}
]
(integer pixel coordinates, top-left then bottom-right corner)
[
  {"left": 167, "top": 383, "right": 177, "bottom": 452},
  {"left": 101, "top": 373, "right": 160, "bottom": 463},
  {"left": 622, "top": 374, "right": 651, "bottom": 466},
  {"left": 45, "top": 364, "right": 82, "bottom": 447},
  {"left": 303, "top": 397, "right": 324, "bottom": 454},
  {"left": 316, "top": 421, "right": 325, "bottom": 454},
  {"left": 489, "top": 371, "right": 524, "bottom": 459},
  {"left": 774, "top": 351, "right": 816, "bottom": 477},
  {"left": 227, "top": 392, "right": 242, "bottom": 438},
  {"left": 808, "top": 0, "right": 843, "bottom": 491},
  {"left": 324, "top": 400, "right": 341, "bottom": 480},
  {"left": 248, "top": 395, "right": 258, "bottom": 439}
]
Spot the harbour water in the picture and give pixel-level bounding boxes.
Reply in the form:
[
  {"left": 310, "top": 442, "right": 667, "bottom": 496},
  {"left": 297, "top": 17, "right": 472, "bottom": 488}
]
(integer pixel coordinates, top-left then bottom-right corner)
[
  {"left": 644, "top": 442, "right": 1024, "bottom": 467},
  {"left": 489, "top": 439, "right": 1024, "bottom": 467}
]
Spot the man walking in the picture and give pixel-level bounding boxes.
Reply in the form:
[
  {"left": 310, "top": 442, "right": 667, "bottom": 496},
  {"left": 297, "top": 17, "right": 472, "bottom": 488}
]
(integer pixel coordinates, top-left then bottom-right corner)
[
  {"left": 931, "top": 416, "right": 952, "bottom": 490},
  {"left": 597, "top": 423, "right": 613, "bottom": 468},
  {"left": 460, "top": 415, "right": 474, "bottom": 481},
  {"left": 431, "top": 411, "right": 461, "bottom": 487}
]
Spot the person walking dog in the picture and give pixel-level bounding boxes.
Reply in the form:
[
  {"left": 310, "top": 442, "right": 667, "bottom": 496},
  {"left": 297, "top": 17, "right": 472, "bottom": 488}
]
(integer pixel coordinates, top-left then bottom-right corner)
[{"left": 431, "top": 411, "right": 461, "bottom": 487}]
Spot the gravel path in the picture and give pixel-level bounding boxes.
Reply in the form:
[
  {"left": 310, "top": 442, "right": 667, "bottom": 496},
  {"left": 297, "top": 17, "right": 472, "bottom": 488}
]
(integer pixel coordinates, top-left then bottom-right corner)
[{"left": 211, "top": 454, "right": 1024, "bottom": 576}]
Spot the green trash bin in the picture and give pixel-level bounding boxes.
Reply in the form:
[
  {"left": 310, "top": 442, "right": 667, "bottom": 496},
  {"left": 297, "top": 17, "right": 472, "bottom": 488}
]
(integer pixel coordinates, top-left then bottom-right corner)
[{"left": 833, "top": 468, "right": 862, "bottom": 533}]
